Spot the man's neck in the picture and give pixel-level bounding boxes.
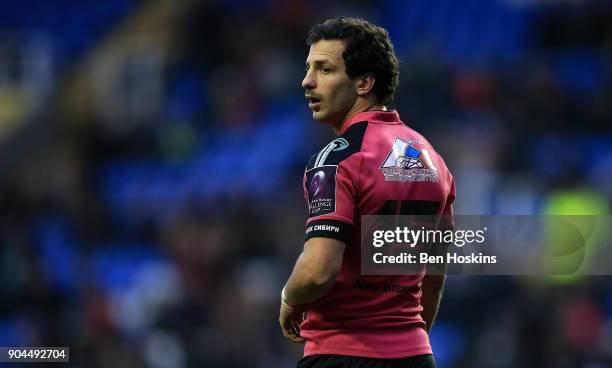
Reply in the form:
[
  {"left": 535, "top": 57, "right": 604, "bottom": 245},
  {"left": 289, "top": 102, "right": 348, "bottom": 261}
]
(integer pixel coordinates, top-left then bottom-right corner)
[{"left": 333, "top": 98, "right": 386, "bottom": 135}]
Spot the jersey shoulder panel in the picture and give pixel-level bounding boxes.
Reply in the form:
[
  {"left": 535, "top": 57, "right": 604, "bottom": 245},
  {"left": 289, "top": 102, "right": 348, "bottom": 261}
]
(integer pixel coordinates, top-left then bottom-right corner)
[{"left": 306, "top": 121, "right": 368, "bottom": 169}]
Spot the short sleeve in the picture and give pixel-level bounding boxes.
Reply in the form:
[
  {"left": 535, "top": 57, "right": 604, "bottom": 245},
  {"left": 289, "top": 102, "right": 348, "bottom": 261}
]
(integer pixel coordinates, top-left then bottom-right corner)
[{"left": 301, "top": 121, "right": 367, "bottom": 244}]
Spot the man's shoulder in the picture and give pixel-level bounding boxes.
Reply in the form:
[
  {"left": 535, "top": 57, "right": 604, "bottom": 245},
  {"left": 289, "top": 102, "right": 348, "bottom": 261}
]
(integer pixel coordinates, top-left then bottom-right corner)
[{"left": 306, "top": 121, "right": 368, "bottom": 170}]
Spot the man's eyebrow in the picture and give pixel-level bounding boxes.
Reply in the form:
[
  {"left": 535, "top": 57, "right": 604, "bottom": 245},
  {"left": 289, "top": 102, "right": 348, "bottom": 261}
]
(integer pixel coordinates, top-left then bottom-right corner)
[{"left": 305, "top": 59, "right": 336, "bottom": 67}]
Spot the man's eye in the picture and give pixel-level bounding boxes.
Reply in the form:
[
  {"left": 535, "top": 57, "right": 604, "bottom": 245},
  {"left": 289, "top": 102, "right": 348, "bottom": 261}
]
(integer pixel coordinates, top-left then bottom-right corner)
[{"left": 321, "top": 67, "right": 330, "bottom": 73}]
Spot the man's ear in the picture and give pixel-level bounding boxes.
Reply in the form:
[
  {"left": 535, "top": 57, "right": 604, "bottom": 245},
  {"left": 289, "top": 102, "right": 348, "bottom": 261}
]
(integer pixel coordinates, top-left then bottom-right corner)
[{"left": 355, "top": 72, "right": 376, "bottom": 97}]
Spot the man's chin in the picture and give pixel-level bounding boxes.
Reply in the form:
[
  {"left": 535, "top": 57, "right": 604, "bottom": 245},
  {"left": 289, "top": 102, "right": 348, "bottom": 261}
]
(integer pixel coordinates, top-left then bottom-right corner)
[
  {"left": 312, "top": 111, "right": 326, "bottom": 123},
  {"left": 312, "top": 111, "right": 337, "bottom": 126}
]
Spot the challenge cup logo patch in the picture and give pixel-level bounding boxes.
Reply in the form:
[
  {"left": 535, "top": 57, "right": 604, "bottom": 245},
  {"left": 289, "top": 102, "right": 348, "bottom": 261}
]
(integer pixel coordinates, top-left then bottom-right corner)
[
  {"left": 310, "top": 170, "right": 327, "bottom": 198},
  {"left": 305, "top": 165, "right": 337, "bottom": 218}
]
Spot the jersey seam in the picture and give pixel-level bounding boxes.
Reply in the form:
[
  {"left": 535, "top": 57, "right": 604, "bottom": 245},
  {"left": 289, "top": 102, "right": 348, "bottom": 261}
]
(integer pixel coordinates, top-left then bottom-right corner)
[{"left": 354, "top": 122, "right": 370, "bottom": 205}]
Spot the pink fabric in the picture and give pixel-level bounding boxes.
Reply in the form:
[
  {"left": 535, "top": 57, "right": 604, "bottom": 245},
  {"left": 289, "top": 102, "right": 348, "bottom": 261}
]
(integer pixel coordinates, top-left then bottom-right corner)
[{"left": 301, "top": 110, "right": 455, "bottom": 358}]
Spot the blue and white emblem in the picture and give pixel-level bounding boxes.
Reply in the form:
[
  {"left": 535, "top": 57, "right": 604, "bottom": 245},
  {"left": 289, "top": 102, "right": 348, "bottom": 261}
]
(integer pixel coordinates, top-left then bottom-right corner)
[{"left": 381, "top": 138, "right": 439, "bottom": 182}]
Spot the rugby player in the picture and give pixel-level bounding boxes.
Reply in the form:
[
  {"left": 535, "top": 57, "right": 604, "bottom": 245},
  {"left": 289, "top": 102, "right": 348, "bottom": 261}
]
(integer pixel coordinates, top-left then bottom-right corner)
[{"left": 279, "top": 17, "right": 455, "bottom": 368}]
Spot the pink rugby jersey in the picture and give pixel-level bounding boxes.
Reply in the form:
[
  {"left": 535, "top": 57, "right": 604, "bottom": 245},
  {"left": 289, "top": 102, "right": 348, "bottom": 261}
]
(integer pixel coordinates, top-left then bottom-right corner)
[{"left": 301, "top": 110, "right": 456, "bottom": 358}]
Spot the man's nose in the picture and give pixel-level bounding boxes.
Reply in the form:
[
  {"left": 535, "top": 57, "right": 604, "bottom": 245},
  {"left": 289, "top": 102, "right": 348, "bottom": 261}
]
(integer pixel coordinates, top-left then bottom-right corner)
[{"left": 302, "top": 70, "right": 316, "bottom": 90}]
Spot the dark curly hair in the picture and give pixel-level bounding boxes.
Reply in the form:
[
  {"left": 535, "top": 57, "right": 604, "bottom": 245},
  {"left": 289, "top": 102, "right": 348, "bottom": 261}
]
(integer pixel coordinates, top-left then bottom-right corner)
[{"left": 307, "top": 17, "right": 400, "bottom": 106}]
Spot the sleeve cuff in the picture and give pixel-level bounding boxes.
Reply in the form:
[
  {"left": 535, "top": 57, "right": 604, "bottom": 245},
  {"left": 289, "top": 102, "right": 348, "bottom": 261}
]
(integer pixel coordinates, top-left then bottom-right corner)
[{"left": 305, "top": 219, "right": 353, "bottom": 244}]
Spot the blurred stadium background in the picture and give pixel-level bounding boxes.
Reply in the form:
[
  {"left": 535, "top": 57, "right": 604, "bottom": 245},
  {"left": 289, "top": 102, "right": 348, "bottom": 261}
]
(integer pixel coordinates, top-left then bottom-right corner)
[{"left": 0, "top": 0, "right": 611, "bottom": 367}]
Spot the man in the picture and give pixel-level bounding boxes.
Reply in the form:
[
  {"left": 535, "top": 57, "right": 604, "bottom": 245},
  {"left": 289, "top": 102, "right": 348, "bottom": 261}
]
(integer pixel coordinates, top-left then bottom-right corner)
[{"left": 279, "top": 17, "right": 455, "bottom": 368}]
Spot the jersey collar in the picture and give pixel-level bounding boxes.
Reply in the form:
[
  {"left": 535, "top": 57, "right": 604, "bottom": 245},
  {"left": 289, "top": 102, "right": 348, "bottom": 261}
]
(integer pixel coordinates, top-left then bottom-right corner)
[{"left": 339, "top": 110, "right": 400, "bottom": 135}]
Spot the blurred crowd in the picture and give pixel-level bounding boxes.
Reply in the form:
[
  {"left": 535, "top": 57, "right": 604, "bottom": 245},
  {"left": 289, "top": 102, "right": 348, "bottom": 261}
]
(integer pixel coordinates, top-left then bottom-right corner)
[{"left": 0, "top": 0, "right": 611, "bottom": 367}]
